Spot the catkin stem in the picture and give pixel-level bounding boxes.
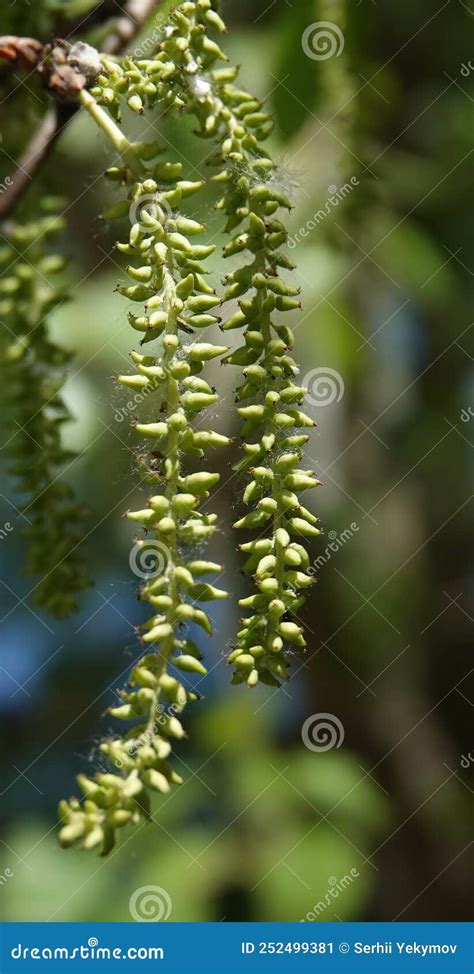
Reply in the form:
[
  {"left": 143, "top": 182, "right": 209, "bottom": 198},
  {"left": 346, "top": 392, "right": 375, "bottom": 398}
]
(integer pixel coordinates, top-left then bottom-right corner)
[
  {"left": 79, "top": 89, "right": 145, "bottom": 176},
  {"left": 153, "top": 265, "right": 180, "bottom": 701}
]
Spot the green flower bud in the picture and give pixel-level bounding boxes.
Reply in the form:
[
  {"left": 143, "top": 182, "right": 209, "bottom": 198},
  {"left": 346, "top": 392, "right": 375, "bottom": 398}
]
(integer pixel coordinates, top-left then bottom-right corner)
[
  {"left": 117, "top": 374, "right": 148, "bottom": 389},
  {"left": 182, "top": 471, "right": 220, "bottom": 494},
  {"left": 127, "top": 264, "right": 152, "bottom": 282},
  {"left": 278, "top": 621, "right": 303, "bottom": 642},
  {"left": 126, "top": 508, "right": 155, "bottom": 524},
  {"left": 164, "top": 715, "right": 186, "bottom": 739},
  {"left": 288, "top": 518, "right": 321, "bottom": 537},
  {"left": 157, "top": 516, "right": 176, "bottom": 535},
  {"left": 188, "top": 583, "right": 227, "bottom": 601},
  {"left": 59, "top": 822, "right": 85, "bottom": 848},
  {"left": 174, "top": 566, "right": 194, "bottom": 588},
  {"left": 187, "top": 560, "right": 222, "bottom": 574},
  {"left": 182, "top": 391, "right": 218, "bottom": 411},
  {"left": 187, "top": 294, "right": 220, "bottom": 312},
  {"left": 154, "top": 161, "right": 183, "bottom": 179},
  {"left": 173, "top": 655, "right": 207, "bottom": 675},
  {"left": 234, "top": 653, "right": 255, "bottom": 671},
  {"left": 132, "top": 667, "right": 158, "bottom": 689},
  {"left": 284, "top": 473, "right": 318, "bottom": 490},
  {"left": 176, "top": 273, "right": 195, "bottom": 299},
  {"left": 256, "top": 554, "right": 276, "bottom": 577},
  {"left": 225, "top": 346, "right": 260, "bottom": 366},
  {"left": 128, "top": 94, "right": 144, "bottom": 113},
  {"left": 142, "top": 622, "right": 174, "bottom": 642},
  {"left": 149, "top": 496, "right": 170, "bottom": 515},
  {"left": 233, "top": 510, "right": 270, "bottom": 530},
  {"left": 187, "top": 343, "right": 228, "bottom": 361},
  {"left": 192, "top": 431, "right": 230, "bottom": 448},
  {"left": 171, "top": 493, "right": 197, "bottom": 516},
  {"left": 135, "top": 422, "right": 168, "bottom": 438},
  {"left": 142, "top": 769, "right": 170, "bottom": 793}
]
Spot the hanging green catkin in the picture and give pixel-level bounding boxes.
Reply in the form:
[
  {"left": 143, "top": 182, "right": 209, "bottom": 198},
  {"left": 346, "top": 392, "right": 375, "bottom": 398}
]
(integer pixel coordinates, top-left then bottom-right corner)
[
  {"left": 0, "top": 202, "right": 90, "bottom": 618},
  {"left": 58, "top": 90, "right": 229, "bottom": 853},
  {"left": 89, "top": 1, "right": 321, "bottom": 688}
]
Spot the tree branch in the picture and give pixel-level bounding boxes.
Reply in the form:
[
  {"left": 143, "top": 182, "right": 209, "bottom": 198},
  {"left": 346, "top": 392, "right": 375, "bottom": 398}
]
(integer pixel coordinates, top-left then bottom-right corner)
[
  {"left": 102, "top": 0, "right": 161, "bottom": 54},
  {"left": 0, "top": 106, "right": 68, "bottom": 222},
  {"left": 0, "top": 0, "right": 161, "bottom": 223},
  {"left": 0, "top": 36, "right": 44, "bottom": 70}
]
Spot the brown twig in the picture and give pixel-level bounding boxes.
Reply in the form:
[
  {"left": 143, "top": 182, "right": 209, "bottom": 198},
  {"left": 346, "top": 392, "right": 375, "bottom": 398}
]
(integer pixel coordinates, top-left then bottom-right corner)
[
  {"left": 0, "top": 0, "right": 161, "bottom": 223},
  {"left": 0, "top": 36, "right": 44, "bottom": 70}
]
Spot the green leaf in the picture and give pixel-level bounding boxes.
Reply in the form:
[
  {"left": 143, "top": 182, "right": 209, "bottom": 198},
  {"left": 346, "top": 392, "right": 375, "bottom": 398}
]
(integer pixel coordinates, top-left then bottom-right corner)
[
  {"left": 271, "top": 0, "right": 323, "bottom": 140},
  {"left": 46, "top": 0, "right": 99, "bottom": 16}
]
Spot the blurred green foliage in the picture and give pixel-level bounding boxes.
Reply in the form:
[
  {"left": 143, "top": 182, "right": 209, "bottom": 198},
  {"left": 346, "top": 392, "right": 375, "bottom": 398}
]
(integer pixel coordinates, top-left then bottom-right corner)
[
  {"left": 2, "top": 699, "right": 388, "bottom": 920},
  {"left": 0, "top": 0, "right": 472, "bottom": 922}
]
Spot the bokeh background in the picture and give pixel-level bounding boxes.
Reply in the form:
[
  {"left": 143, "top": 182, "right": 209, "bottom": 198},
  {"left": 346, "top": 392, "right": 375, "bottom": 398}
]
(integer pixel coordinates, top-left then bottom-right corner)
[{"left": 0, "top": 0, "right": 472, "bottom": 923}]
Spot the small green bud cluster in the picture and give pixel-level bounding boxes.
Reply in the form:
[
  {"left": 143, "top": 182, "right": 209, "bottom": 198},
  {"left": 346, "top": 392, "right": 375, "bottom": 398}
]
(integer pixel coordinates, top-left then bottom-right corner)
[
  {"left": 59, "top": 125, "right": 228, "bottom": 853},
  {"left": 89, "top": 2, "right": 231, "bottom": 122},
  {"left": 0, "top": 203, "right": 90, "bottom": 618}
]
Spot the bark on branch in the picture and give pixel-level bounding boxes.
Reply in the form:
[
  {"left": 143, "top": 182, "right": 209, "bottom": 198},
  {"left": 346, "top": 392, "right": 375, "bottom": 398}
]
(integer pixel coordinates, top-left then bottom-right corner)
[
  {"left": 0, "top": 0, "right": 161, "bottom": 222},
  {"left": 0, "top": 36, "right": 44, "bottom": 70}
]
